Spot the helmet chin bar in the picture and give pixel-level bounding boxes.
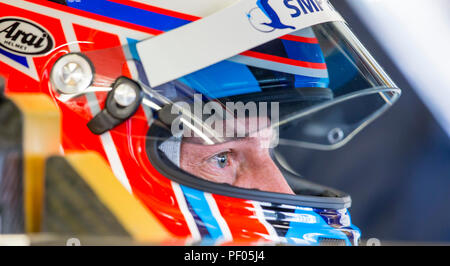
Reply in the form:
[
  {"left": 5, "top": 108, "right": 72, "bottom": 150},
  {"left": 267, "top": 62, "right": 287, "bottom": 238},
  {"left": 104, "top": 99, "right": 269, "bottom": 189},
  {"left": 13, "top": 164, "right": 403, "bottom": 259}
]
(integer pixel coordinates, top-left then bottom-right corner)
[{"left": 87, "top": 76, "right": 143, "bottom": 135}]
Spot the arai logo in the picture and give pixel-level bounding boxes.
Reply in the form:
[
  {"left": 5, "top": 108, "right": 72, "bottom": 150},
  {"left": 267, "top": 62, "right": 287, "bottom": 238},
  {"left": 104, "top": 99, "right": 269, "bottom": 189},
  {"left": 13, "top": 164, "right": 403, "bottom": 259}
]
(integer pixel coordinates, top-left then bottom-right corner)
[{"left": 0, "top": 18, "right": 54, "bottom": 55}]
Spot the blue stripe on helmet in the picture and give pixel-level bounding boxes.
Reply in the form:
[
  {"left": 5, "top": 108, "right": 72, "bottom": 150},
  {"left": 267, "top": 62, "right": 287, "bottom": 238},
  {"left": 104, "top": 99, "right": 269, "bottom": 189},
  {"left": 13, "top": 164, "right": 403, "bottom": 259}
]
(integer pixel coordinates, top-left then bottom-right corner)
[
  {"left": 284, "top": 208, "right": 351, "bottom": 246},
  {"left": 0, "top": 48, "right": 28, "bottom": 68},
  {"left": 282, "top": 40, "right": 326, "bottom": 64},
  {"left": 180, "top": 185, "right": 226, "bottom": 241},
  {"left": 179, "top": 60, "right": 262, "bottom": 99},
  {"left": 282, "top": 39, "right": 329, "bottom": 88},
  {"left": 66, "top": 0, "right": 190, "bottom": 32}
]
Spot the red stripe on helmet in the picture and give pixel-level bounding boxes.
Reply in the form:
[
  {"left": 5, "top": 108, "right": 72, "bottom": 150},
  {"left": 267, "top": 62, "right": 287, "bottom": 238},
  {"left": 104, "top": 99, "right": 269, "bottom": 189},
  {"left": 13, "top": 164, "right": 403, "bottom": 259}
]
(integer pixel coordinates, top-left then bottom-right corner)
[
  {"left": 279, "top": 34, "right": 319, "bottom": 44},
  {"left": 241, "top": 50, "right": 327, "bottom": 69}
]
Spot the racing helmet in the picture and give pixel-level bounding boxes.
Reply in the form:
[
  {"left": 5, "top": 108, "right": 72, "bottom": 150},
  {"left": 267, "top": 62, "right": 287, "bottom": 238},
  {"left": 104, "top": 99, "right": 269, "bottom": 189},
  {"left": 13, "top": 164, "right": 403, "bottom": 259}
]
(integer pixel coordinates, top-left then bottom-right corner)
[{"left": 0, "top": 0, "right": 401, "bottom": 245}]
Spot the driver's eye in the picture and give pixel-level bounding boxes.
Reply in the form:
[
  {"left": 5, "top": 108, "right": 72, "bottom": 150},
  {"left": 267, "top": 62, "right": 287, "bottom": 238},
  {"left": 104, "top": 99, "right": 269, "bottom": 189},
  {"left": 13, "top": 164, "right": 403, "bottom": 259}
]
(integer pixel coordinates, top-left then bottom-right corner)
[{"left": 213, "top": 152, "right": 229, "bottom": 169}]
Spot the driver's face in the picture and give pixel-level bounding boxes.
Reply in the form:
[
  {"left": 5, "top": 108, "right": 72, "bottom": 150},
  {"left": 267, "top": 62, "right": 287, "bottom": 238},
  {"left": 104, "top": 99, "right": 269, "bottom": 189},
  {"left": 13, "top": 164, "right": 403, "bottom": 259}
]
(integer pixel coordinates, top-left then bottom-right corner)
[{"left": 179, "top": 123, "right": 294, "bottom": 195}]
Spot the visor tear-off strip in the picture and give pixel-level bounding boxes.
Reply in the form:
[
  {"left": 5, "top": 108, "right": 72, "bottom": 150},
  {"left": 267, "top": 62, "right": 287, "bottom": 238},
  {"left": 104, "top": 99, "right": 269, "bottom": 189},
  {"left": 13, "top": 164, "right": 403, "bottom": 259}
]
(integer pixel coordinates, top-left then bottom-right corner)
[{"left": 136, "top": 0, "right": 344, "bottom": 88}]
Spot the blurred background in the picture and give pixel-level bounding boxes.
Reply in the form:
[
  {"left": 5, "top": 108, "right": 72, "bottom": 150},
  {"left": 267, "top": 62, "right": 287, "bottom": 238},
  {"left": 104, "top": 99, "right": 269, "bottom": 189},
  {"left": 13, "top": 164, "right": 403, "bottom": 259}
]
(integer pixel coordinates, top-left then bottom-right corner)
[{"left": 281, "top": 0, "right": 450, "bottom": 244}]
